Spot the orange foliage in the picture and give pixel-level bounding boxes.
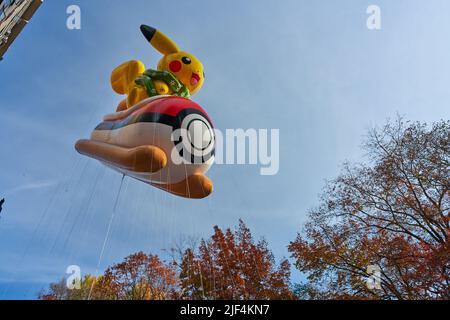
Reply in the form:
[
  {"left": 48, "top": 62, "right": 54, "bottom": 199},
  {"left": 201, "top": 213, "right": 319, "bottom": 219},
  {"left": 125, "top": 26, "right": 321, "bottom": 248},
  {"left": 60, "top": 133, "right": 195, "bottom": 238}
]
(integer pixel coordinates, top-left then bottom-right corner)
[
  {"left": 178, "top": 220, "right": 294, "bottom": 300},
  {"left": 289, "top": 119, "right": 449, "bottom": 300}
]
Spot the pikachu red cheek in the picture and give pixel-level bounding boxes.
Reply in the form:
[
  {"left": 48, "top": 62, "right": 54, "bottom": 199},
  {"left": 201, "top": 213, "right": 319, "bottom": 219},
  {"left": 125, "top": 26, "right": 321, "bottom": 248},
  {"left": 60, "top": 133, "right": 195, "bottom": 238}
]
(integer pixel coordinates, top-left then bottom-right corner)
[{"left": 169, "top": 60, "right": 182, "bottom": 72}]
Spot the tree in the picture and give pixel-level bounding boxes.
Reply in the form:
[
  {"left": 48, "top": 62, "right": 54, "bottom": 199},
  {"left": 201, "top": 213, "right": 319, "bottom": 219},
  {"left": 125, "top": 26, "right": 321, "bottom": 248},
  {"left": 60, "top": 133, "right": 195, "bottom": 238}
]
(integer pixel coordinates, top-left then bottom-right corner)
[
  {"left": 39, "top": 252, "right": 179, "bottom": 300},
  {"left": 40, "top": 221, "right": 293, "bottom": 300},
  {"left": 289, "top": 119, "right": 449, "bottom": 300},
  {"left": 97, "top": 252, "right": 179, "bottom": 300},
  {"left": 39, "top": 275, "right": 98, "bottom": 300},
  {"left": 178, "top": 220, "right": 294, "bottom": 300}
]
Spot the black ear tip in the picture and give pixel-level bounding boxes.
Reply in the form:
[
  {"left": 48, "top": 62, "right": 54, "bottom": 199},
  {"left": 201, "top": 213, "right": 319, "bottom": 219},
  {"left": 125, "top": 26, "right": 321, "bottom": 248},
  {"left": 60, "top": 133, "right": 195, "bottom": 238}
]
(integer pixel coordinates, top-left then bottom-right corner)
[{"left": 140, "top": 25, "right": 157, "bottom": 41}]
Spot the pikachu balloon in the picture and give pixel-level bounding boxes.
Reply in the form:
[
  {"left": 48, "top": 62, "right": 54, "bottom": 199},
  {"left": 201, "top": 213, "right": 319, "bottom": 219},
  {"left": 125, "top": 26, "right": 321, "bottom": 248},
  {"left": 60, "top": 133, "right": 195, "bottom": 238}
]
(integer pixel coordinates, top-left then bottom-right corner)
[
  {"left": 111, "top": 25, "right": 205, "bottom": 111},
  {"left": 75, "top": 26, "right": 214, "bottom": 199}
]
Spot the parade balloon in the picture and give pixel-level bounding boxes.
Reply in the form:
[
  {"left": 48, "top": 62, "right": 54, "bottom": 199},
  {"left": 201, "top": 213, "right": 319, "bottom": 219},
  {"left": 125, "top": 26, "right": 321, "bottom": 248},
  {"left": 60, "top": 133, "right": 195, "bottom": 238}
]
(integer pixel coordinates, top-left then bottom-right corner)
[{"left": 75, "top": 96, "right": 215, "bottom": 199}]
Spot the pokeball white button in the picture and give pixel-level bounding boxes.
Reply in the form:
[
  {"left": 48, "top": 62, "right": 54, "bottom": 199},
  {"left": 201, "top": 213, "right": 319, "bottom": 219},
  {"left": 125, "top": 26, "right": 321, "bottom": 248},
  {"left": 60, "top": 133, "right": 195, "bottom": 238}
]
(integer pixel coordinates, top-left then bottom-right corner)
[{"left": 187, "top": 120, "right": 212, "bottom": 150}]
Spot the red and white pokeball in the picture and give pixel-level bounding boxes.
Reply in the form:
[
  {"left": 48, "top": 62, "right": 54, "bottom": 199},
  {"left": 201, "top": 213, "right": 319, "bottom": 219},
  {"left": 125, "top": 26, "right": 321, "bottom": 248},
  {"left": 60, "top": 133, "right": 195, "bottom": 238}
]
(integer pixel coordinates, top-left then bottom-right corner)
[{"left": 90, "top": 95, "right": 215, "bottom": 185}]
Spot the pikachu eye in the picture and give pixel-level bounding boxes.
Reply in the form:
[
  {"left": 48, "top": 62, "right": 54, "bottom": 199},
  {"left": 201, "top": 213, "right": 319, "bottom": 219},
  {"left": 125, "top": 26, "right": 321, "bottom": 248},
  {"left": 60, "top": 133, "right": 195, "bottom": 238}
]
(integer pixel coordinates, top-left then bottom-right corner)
[{"left": 181, "top": 57, "right": 191, "bottom": 65}]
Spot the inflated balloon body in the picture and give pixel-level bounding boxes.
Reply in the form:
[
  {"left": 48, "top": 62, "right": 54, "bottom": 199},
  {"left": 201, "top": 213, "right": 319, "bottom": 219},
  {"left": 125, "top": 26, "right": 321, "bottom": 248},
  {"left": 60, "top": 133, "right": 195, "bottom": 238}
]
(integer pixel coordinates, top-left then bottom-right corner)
[{"left": 75, "top": 26, "right": 214, "bottom": 199}]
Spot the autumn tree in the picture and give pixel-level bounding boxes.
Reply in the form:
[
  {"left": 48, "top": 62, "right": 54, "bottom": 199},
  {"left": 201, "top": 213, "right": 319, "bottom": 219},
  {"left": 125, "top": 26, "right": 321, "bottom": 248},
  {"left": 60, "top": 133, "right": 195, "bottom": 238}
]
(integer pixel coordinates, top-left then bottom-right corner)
[
  {"left": 178, "top": 220, "right": 294, "bottom": 300},
  {"left": 289, "top": 119, "right": 449, "bottom": 300},
  {"left": 40, "top": 222, "right": 293, "bottom": 300},
  {"left": 39, "top": 275, "right": 99, "bottom": 300},
  {"left": 40, "top": 252, "right": 179, "bottom": 300},
  {"left": 97, "top": 252, "right": 179, "bottom": 300}
]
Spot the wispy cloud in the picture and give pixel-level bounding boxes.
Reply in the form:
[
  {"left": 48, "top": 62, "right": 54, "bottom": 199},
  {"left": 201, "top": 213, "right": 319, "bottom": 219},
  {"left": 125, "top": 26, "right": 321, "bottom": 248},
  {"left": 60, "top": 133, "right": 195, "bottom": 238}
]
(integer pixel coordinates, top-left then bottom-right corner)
[{"left": 3, "top": 181, "right": 57, "bottom": 196}]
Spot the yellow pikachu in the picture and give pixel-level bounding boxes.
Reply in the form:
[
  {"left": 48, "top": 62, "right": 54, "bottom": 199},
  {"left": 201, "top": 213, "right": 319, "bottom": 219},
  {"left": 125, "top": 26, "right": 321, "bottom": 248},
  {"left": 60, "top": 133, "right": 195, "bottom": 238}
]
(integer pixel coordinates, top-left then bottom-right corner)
[{"left": 111, "top": 25, "right": 205, "bottom": 111}]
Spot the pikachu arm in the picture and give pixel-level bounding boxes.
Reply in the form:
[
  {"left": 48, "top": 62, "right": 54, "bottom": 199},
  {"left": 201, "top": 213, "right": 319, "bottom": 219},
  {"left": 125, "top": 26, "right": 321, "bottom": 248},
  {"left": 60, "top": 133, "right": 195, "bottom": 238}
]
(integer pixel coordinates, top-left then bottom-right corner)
[
  {"left": 111, "top": 60, "right": 146, "bottom": 94},
  {"left": 127, "top": 79, "right": 171, "bottom": 107}
]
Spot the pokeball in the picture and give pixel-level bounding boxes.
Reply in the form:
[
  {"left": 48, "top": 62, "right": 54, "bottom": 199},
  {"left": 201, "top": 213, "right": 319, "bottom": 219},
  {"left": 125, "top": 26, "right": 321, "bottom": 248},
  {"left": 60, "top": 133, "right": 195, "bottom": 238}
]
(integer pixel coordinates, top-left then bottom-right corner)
[{"left": 75, "top": 95, "right": 215, "bottom": 198}]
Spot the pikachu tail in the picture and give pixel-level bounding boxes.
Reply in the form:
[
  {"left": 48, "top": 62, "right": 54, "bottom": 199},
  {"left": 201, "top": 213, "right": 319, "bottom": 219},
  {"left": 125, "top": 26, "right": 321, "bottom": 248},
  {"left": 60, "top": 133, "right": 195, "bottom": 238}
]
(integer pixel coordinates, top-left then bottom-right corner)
[{"left": 111, "top": 60, "right": 146, "bottom": 95}]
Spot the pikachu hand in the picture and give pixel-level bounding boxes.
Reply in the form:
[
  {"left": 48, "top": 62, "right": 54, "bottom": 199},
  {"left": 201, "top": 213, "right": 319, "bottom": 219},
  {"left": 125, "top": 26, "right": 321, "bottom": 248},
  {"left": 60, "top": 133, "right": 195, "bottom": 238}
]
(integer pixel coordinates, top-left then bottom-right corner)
[
  {"left": 153, "top": 79, "right": 170, "bottom": 95},
  {"left": 126, "top": 80, "right": 171, "bottom": 108}
]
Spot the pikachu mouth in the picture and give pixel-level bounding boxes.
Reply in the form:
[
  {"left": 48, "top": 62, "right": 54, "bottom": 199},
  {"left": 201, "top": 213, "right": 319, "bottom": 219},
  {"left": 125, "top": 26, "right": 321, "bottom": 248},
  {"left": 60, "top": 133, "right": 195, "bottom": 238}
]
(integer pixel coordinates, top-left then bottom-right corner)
[{"left": 190, "top": 73, "right": 201, "bottom": 86}]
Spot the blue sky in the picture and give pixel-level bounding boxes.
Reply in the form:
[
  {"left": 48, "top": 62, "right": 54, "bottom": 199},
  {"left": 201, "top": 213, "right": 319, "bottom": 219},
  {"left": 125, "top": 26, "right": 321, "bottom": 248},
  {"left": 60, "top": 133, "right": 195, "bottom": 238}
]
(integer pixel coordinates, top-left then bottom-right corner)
[{"left": 0, "top": 0, "right": 449, "bottom": 299}]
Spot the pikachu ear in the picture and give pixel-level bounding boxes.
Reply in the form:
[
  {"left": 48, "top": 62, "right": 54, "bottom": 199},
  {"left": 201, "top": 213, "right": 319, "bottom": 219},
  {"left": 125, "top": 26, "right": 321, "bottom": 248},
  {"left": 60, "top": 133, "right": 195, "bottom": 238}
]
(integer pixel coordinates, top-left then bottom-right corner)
[{"left": 140, "top": 25, "right": 180, "bottom": 55}]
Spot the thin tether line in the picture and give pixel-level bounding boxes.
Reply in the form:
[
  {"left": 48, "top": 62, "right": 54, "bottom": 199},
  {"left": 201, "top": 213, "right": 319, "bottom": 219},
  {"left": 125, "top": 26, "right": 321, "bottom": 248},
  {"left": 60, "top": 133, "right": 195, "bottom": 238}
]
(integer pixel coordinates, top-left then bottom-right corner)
[{"left": 87, "top": 174, "right": 125, "bottom": 300}]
